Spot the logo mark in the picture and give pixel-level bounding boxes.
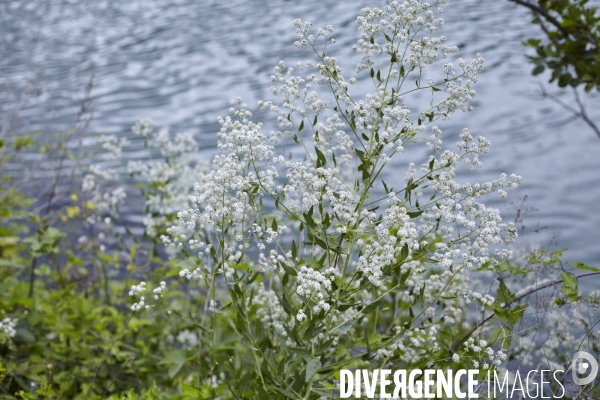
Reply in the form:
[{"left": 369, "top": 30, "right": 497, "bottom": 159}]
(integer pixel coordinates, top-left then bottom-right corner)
[{"left": 572, "top": 351, "right": 599, "bottom": 386}]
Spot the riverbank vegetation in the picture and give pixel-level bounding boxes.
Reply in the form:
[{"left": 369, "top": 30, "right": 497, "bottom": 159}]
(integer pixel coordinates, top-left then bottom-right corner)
[{"left": 2, "top": 0, "right": 600, "bottom": 399}]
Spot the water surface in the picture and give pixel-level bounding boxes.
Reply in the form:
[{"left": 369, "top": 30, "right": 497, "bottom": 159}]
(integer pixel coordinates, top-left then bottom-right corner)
[{"left": 1, "top": 0, "right": 599, "bottom": 271}]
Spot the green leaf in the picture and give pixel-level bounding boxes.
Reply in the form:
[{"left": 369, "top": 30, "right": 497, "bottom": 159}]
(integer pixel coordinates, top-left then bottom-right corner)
[
  {"left": 407, "top": 210, "right": 423, "bottom": 218},
  {"left": 495, "top": 304, "right": 526, "bottom": 325},
  {"left": 290, "top": 347, "right": 312, "bottom": 360},
  {"left": 277, "top": 293, "right": 296, "bottom": 316},
  {"left": 400, "top": 243, "right": 409, "bottom": 261},
  {"left": 399, "top": 267, "right": 411, "bottom": 284},
  {"left": 525, "top": 38, "right": 541, "bottom": 47},
  {"left": 303, "top": 206, "right": 315, "bottom": 228},
  {"left": 161, "top": 350, "right": 187, "bottom": 379},
  {"left": 349, "top": 114, "right": 357, "bottom": 131},
  {"left": 558, "top": 74, "right": 570, "bottom": 87},
  {"left": 14, "top": 328, "right": 35, "bottom": 344},
  {"left": 497, "top": 280, "right": 515, "bottom": 304},
  {"left": 532, "top": 64, "right": 545, "bottom": 75},
  {"left": 281, "top": 261, "right": 298, "bottom": 277},
  {"left": 561, "top": 271, "right": 579, "bottom": 301},
  {"left": 361, "top": 299, "right": 381, "bottom": 314},
  {"left": 315, "top": 147, "right": 327, "bottom": 168},
  {"left": 313, "top": 236, "right": 329, "bottom": 251},
  {"left": 267, "top": 385, "right": 302, "bottom": 400},
  {"left": 573, "top": 261, "right": 599, "bottom": 272},
  {"left": 306, "top": 358, "right": 322, "bottom": 382},
  {"left": 299, "top": 120, "right": 304, "bottom": 131},
  {"left": 330, "top": 313, "right": 360, "bottom": 335},
  {"left": 507, "top": 305, "right": 527, "bottom": 324},
  {"left": 382, "top": 180, "right": 389, "bottom": 193},
  {"left": 180, "top": 383, "right": 204, "bottom": 396}
]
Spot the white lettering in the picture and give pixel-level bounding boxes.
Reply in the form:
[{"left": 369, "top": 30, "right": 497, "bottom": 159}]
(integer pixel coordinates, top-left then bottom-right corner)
[
  {"left": 392, "top": 370, "right": 406, "bottom": 398},
  {"left": 424, "top": 369, "right": 435, "bottom": 398},
  {"left": 468, "top": 370, "right": 479, "bottom": 398},
  {"left": 510, "top": 371, "right": 525, "bottom": 399},
  {"left": 339, "top": 370, "right": 353, "bottom": 398},
  {"left": 526, "top": 370, "right": 539, "bottom": 398},
  {"left": 438, "top": 370, "right": 453, "bottom": 398},
  {"left": 493, "top": 370, "right": 509, "bottom": 397},
  {"left": 363, "top": 369, "right": 379, "bottom": 398},
  {"left": 380, "top": 369, "right": 392, "bottom": 398},
  {"left": 455, "top": 370, "right": 466, "bottom": 399},
  {"left": 408, "top": 369, "right": 423, "bottom": 398},
  {"left": 553, "top": 370, "right": 565, "bottom": 398}
]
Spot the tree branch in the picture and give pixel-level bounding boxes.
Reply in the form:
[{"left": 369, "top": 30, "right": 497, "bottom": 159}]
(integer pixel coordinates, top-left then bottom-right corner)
[
  {"left": 537, "top": 83, "right": 600, "bottom": 140},
  {"left": 449, "top": 271, "right": 600, "bottom": 354},
  {"left": 507, "top": 0, "right": 569, "bottom": 36}
]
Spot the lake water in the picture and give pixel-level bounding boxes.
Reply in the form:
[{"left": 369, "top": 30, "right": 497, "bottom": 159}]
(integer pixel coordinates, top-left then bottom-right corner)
[{"left": 1, "top": 0, "right": 599, "bottom": 271}]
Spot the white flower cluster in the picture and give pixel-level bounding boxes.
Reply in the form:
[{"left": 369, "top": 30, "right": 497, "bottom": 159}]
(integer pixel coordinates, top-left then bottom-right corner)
[
  {"left": 128, "top": 120, "right": 200, "bottom": 235},
  {"left": 152, "top": 281, "right": 167, "bottom": 300},
  {"left": 132, "top": 119, "right": 155, "bottom": 138},
  {"left": 176, "top": 329, "right": 199, "bottom": 349},
  {"left": 464, "top": 291, "right": 495, "bottom": 306},
  {"left": 85, "top": 119, "right": 201, "bottom": 240},
  {"left": 296, "top": 266, "right": 336, "bottom": 313},
  {"left": 98, "top": 135, "right": 130, "bottom": 160},
  {"left": 382, "top": 325, "right": 441, "bottom": 362},
  {"left": 250, "top": 284, "right": 289, "bottom": 337},
  {"left": 442, "top": 306, "right": 463, "bottom": 325},
  {"left": 296, "top": 309, "right": 307, "bottom": 322},
  {"left": 463, "top": 338, "right": 507, "bottom": 368},
  {"left": 0, "top": 317, "right": 17, "bottom": 341},
  {"left": 512, "top": 301, "right": 582, "bottom": 370},
  {"left": 179, "top": 267, "right": 204, "bottom": 280},
  {"left": 81, "top": 165, "right": 126, "bottom": 219},
  {"left": 165, "top": 99, "right": 279, "bottom": 249},
  {"left": 129, "top": 281, "right": 149, "bottom": 311}
]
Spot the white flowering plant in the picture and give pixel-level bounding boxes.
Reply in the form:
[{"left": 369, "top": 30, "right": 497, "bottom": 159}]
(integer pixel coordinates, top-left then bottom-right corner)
[{"left": 150, "top": 1, "right": 574, "bottom": 397}]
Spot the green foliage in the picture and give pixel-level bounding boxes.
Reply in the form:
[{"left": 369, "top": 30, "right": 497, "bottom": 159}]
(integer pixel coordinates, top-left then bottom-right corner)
[
  {"left": 0, "top": 130, "right": 205, "bottom": 398},
  {"left": 521, "top": 0, "right": 600, "bottom": 91},
  {"left": 560, "top": 270, "right": 579, "bottom": 301},
  {"left": 0, "top": 207, "right": 200, "bottom": 397}
]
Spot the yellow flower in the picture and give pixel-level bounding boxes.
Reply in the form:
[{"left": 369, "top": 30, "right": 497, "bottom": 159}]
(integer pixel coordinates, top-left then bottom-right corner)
[{"left": 66, "top": 206, "right": 80, "bottom": 218}]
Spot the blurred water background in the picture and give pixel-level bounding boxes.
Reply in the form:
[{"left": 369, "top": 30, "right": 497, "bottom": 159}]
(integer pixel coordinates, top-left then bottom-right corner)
[{"left": 1, "top": 0, "right": 599, "bottom": 274}]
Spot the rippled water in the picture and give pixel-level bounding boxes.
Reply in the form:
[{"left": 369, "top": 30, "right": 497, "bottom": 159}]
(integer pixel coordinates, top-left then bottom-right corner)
[{"left": 1, "top": 0, "right": 599, "bottom": 269}]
